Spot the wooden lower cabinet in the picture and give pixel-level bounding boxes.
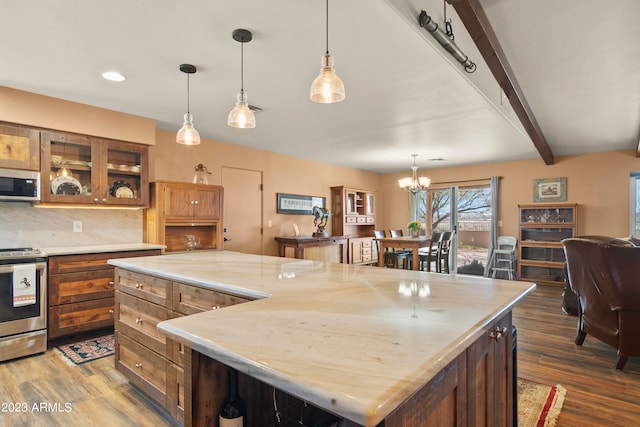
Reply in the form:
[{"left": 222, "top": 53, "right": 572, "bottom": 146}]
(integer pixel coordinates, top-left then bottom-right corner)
[
  {"left": 114, "top": 268, "right": 252, "bottom": 424},
  {"left": 348, "top": 237, "right": 376, "bottom": 265},
  {"left": 467, "top": 312, "right": 514, "bottom": 426},
  {"left": 47, "top": 249, "right": 161, "bottom": 339}
]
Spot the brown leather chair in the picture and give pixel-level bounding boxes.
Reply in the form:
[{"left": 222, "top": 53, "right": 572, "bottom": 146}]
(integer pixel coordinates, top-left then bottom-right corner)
[{"left": 562, "top": 237, "right": 640, "bottom": 369}]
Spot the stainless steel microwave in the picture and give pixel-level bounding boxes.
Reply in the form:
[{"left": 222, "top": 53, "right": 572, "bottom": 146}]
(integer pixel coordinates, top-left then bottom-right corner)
[{"left": 0, "top": 168, "right": 40, "bottom": 201}]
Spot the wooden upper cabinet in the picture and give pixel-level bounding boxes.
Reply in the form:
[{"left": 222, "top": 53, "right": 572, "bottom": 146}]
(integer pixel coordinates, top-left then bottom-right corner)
[
  {"left": 164, "top": 182, "right": 221, "bottom": 222},
  {"left": 40, "top": 130, "right": 149, "bottom": 206},
  {"left": 0, "top": 122, "right": 40, "bottom": 171}
]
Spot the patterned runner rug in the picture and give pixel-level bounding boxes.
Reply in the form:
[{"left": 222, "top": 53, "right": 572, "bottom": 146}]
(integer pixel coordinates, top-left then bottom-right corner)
[
  {"left": 518, "top": 378, "right": 566, "bottom": 427},
  {"left": 56, "top": 334, "right": 115, "bottom": 365}
]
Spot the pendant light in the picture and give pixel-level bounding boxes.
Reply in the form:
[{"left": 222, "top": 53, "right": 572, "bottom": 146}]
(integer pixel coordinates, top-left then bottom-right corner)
[
  {"left": 176, "top": 64, "right": 201, "bottom": 145},
  {"left": 310, "top": 0, "right": 345, "bottom": 103},
  {"left": 228, "top": 29, "right": 256, "bottom": 129},
  {"left": 398, "top": 154, "right": 431, "bottom": 193}
]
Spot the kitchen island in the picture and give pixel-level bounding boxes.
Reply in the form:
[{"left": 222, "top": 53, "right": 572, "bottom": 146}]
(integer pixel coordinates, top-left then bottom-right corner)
[{"left": 109, "top": 251, "right": 535, "bottom": 427}]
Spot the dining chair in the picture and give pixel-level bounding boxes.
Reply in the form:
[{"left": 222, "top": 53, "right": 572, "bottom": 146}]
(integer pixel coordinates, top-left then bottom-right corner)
[
  {"left": 389, "top": 229, "right": 413, "bottom": 269},
  {"left": 418, "top": 232, "right": 442, "bottom": 272},
  {"left": 374, "top": 230, "right": 409, "bottom": 269},
  {"left": 436, "top": 231, "right": 453, "bottom": 273}
]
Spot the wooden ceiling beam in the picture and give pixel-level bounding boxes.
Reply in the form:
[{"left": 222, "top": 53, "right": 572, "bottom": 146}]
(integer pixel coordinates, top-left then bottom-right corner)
[{"left": 448, "top": 0, "right": 555, "bottom": 165}]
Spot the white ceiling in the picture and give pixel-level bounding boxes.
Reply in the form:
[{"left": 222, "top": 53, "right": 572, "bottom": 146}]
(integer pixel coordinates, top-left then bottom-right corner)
[{"left": 1, "top": 0, "right": 638, "bottom": 173}]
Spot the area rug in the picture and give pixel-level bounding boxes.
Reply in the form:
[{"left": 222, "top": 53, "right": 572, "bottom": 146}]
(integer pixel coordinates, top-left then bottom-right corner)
[
  {"left": 56, "top": 334, "right": 115, "bottom": 366},
  {"left": 518, "top": 378, "right": 566, "bottom": 427}
]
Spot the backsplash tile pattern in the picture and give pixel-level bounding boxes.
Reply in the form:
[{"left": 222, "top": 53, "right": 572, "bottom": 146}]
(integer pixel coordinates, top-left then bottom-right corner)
[{"left": 0, "top": 202, "right": 143, "bottom": 248}]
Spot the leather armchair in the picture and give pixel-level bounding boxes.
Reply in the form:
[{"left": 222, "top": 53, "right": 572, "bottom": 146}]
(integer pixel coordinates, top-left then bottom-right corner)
[{"left": 562, "top": 237, "right": 640, "bottom": 369}]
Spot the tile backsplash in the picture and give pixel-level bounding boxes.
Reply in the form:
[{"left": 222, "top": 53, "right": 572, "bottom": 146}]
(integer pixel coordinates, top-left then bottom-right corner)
[{"left": 0, "top": 202, "right": 143, "bottom": 248}]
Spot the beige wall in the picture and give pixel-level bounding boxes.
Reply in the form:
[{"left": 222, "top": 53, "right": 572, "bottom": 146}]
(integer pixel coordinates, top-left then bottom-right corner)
[
  {"left": 381, "top": 150, "right": 640, "bottom": 240},
  {"left": 150, "top": 129, "right": 381, "bottom": 255},
  {"left": 0, "top": 86, "right": 156, "bottom": 145}
]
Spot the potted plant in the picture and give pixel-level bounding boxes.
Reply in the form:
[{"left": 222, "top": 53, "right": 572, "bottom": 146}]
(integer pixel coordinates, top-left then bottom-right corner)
[{"left": 407, "top": 221, "right": 422, "bottom": 237}]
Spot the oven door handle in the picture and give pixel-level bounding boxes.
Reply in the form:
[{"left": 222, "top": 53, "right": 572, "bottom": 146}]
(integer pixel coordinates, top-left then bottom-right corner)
[{"left": 0, "top": 262, "right": 46, "bottom": 274}]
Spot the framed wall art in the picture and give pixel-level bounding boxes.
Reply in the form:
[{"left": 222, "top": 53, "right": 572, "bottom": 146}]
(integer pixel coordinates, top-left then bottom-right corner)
[
  {"left": 276, "top": 193, "right": 326, "bottom": 215},
  {"left": 533, "top": 177, "right": 567, "bottom": 203}
]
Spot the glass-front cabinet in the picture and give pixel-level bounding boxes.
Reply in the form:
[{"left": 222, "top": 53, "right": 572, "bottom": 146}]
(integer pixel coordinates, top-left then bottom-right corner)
[
  {"left": 518, "top": 203, "right": 577, "bottom": 286},
  {"left": 41, "top": 131, "right": 148, "bottom": 206}
]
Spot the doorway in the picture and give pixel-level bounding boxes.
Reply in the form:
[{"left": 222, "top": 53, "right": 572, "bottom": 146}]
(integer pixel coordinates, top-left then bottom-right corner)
[
  {"left": 425, "top": 184, "right": 492, "bottom": 275},
  {"left": 221, "top": 167, "right": 263, "bottom": 255}
]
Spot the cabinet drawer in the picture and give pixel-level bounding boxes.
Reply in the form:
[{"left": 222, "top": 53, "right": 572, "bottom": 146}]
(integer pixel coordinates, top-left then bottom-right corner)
[
  {"left": 362, "top": 248, "right": 372, "bottom": 256},
  {"left": 49, "top": 269, "right": 115, "bottom": 305},
  {"left": 366, "top": 216, "right": 375, "bottom": 223},
  {"left": 115, "top": 269, "right": 171, "bottom": 306},
  {"left": 362, "top": 240, "right": 372, "bottom": 249},
  {"left": 48, "top": 297, "right": 114, "bottom": 339},
  {"left": 346, "top": 216, "right": 357, "bottom": 224},
  {"left": 116, "top": 331, "right": 168, "bottom": 408},
  {"left": 49, "top": 250, "right": 160, "bottom": 274},
  {"left": 356, "top": 216, "right": 366, "bottom": 223},
  {"left": 172, "top": 282, "right": 251, "bottom": 315},
  {"left": 115, "top": 291, "right": 172, "bottom": 357}
]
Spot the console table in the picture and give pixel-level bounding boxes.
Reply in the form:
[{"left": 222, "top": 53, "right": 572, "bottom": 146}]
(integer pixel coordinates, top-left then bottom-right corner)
[{"left": 274, "top": 236, "right": 349, "bottom": 263}]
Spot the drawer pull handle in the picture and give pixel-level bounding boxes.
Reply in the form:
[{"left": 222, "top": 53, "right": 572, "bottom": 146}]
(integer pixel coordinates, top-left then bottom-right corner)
[
  {"left": 135, "top": 363, "right": 142, "bottom": 369},
  {"left": 212, "top": 305, "right": 221, "bottom": 310},
  {"left": 108, "top": 309, "right": 114, "bottom": 315},
  {"left": 136, "top": 317, "right": 143, "bottom": 324},
  {"left": 489, "top": 330, "right": 502, "bottom": 341},
  {"left": 108, "top": 281, "right": 115, "bottom": 286},
  {"left": 135, "top": 283, "right": 143, "bottom": 289}
]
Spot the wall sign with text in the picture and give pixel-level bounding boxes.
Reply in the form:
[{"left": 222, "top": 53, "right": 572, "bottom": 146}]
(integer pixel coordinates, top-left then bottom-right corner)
[{"left": 276, "top": 193, "right": 326, "bottom": 215}]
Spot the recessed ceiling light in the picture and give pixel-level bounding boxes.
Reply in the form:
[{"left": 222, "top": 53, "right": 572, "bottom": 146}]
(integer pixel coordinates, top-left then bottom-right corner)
[{"left": 101, "top": 71, "right": 126, "bottom": 82}]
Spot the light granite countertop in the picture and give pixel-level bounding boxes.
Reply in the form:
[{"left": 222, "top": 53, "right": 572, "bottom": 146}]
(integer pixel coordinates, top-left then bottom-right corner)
[
  {"left": 41, "top": 243, "right": 165, "bottom": 256},
  {"left": 109, "top": 251, "right": 535, "bottom": 426}
]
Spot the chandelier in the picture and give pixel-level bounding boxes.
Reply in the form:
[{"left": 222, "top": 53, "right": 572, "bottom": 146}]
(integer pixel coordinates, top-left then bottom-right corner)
[{"left": 398, "top": 154, "right": 430, "bottom": 193}]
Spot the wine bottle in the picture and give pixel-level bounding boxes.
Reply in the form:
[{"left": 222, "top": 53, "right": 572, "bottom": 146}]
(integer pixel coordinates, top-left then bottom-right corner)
[{"left": 219, "top": 367, "right": 245, "bottom": 427}]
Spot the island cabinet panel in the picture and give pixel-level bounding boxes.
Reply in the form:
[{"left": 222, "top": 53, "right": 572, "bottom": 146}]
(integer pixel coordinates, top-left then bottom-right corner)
[
  {"left": 114, "top": 268, "right": 252, "bottom": 424},
  {"left": 384, "top": 353, "right": 467, "bottom": 427},
  {"left": 467, "top": 312, "right": 513, "bottom": 427},
  {"left": 47, "top": 249, "right": 161, "bottom": 340}
]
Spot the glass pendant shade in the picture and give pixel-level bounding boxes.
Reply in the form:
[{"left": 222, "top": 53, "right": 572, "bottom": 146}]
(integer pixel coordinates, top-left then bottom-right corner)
[
  {"left": 177, "top": 112, "right": 201, "bottom": 145},
  {"left": 310, "top": 54, "right": 345, "bottom": 104},
  {"left": 227, "top": 90, "right": 256, "bottom": 129}
]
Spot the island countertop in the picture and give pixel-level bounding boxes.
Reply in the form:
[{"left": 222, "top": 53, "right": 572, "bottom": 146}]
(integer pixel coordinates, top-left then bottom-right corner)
[{"left": 109, "top": 251, "right": 535, "bottom": 426}]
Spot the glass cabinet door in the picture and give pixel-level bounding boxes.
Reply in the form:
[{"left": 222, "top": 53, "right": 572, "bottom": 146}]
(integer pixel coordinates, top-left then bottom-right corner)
[
  {"left": 102, "top": 141, "right": 147, "bottom": 206},
  {"left": 41, "top": 132, "right": 97, "bottom": 203}
]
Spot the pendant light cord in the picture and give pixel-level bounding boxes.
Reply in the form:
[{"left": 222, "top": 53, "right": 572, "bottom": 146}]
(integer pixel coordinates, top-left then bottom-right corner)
[
  {"left": 240, "top": 38, "right": 245, "bottom": 92},
  {"left": 325, "top": 0, "right": 329, "bottom": 55},
  {"left": 186, "top": 73, "right": 191, "bottom": 114}
]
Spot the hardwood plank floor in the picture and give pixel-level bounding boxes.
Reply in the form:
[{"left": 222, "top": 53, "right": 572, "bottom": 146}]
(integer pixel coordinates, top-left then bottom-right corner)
[
  {"left": 0, "top": 337, "right": 177, "bottom": 427},
  {"left": 0, "top": 284, "right": 638, "bottom": 426},
  {"left": 515, "top": 284, "right": 640, "bottom": 426}
]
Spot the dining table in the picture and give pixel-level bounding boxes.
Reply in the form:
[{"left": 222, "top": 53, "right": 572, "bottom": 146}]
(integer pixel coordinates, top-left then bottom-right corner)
[{"left": 374, "top": 235, "right": 431, "bottom": 271}]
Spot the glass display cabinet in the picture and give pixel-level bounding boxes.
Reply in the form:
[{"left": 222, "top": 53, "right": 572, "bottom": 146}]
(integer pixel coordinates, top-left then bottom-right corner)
[
  {"left": 518, "top": 203, "right": 577, "bottom": 286},
  {"left": 41, "top": 131, "right": 148, "bottom": 206}
]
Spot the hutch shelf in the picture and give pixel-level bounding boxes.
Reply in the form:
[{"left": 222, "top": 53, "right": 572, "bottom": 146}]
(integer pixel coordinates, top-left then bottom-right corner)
[{"left": 518, "top": 203, "right": 577, "bottom": 286}]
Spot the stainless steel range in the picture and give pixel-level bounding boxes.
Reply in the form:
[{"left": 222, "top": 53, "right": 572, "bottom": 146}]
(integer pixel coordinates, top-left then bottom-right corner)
[{"left": 0, "top": 247, "right": 47, "bottom": 362}]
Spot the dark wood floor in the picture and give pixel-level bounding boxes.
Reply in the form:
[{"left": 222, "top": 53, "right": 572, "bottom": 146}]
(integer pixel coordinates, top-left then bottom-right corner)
[
  {"left": 0, "top": 284, "right": 638, "bottom": 426},
  {"left": 514, "top": 284, "right": 640, "bottom": 426}
]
